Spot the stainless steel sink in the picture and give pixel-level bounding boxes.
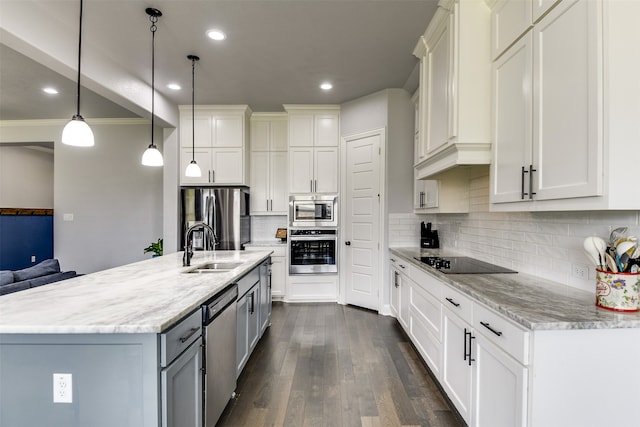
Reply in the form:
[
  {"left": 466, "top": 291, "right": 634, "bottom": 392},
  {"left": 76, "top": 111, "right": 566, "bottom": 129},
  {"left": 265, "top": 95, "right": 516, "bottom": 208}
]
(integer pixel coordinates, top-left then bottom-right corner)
[{"left": 185, "top": 262, "right": 243, "bottom": 274}]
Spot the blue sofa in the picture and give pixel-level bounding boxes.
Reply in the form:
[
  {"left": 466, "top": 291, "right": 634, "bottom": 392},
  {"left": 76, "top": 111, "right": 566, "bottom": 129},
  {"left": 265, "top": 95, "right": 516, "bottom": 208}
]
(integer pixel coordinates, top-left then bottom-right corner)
[{"left": 0, "top": 259, "right": 76, "bottom": 296}]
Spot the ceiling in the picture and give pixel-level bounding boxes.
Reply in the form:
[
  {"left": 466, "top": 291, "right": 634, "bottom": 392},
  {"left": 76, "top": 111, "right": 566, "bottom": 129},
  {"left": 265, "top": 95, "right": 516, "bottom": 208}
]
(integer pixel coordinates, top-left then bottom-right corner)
[{"left": 0, "top": 0, "right": 438, "bottom": 123}]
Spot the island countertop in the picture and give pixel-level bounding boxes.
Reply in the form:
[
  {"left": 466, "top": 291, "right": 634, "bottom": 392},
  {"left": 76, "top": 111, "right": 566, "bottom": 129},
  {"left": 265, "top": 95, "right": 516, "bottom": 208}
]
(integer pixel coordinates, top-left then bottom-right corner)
[
  {"left": 0, "top": 250, "right": 272, "bottom": 335},
  {"left": 390, "top": 247, "right": 640, "bottom": 330}
]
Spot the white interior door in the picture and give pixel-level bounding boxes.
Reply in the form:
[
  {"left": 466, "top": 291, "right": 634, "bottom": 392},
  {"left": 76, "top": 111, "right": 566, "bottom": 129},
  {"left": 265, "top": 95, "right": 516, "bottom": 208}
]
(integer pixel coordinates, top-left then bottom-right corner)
[{"left": 343, "top": 130, "right": 381, "bottom": 311}]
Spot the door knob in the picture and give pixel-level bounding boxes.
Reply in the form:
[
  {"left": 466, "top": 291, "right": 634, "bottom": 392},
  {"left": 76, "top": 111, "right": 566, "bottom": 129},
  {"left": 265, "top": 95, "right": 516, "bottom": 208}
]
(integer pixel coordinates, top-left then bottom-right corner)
[{"left": 345, "top": 241, "right": 351, "bottom": 246}]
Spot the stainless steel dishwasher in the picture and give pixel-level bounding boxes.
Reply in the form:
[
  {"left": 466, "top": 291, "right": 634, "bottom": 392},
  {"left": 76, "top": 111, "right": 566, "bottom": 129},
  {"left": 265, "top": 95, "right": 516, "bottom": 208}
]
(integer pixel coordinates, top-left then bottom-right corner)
[{"left": 202, "top": 284, "right": 238, "bottom": 427}]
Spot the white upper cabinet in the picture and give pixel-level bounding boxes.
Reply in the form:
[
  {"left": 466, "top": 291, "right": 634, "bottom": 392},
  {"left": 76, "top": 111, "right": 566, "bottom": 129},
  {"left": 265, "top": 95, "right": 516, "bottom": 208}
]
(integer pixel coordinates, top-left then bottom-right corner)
[
  {"left": 179, "top": 105, "right": 250, "bottom": 185},
  {"left": 532, "top": 0, "right": 562, "bottom": 22},
  {"left": 285, "top": 105, "right": 340, "bottom": 194},
  {"left": 413, "top": 0, "right": 492, "bottom": 179},
  {"left": 489, "top": 0, "right": 640, "bottom": 211},
  {"left": 491, "top": 0, "right": 532, "bottom": 59},
  {"left": 249, "top": 114, "right": 288, "bottom": 215}
]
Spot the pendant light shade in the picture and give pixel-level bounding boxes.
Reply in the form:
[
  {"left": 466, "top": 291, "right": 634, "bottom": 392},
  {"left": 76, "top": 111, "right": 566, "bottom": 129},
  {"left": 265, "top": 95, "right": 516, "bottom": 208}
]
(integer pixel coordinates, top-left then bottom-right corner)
[
  {"left": 184, "top": 54, "right": 202, "bottom": 178},
  {"left": 62, "top": 0, "right": 94, "bottom": 147},
  {"left": 142, "top": 7, "right": 163, "bottom": 167}
]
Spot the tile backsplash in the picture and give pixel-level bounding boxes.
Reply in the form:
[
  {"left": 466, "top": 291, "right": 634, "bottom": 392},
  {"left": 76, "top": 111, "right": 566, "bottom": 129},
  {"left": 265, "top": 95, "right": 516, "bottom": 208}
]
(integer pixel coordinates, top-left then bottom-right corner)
[
  {"left": 389, "top": 177, "right": 640, "bottom": 293},
  {"left": 251, "top": 215, "right": 287, "bottom": 242}
]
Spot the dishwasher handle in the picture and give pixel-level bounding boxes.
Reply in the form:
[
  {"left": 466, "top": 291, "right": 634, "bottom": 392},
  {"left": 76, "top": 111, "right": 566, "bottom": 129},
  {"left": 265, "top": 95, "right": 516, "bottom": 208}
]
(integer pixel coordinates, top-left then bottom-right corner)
[{"left": 203, "top": 284, "right": 238, "bottom": 325}]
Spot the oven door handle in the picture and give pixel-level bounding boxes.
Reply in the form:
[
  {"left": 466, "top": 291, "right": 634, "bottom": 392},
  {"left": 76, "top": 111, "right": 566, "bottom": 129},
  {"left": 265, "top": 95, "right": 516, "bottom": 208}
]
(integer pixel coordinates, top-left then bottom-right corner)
[{"left": 290, "top": 236, "right": 337, "bottom": 241}]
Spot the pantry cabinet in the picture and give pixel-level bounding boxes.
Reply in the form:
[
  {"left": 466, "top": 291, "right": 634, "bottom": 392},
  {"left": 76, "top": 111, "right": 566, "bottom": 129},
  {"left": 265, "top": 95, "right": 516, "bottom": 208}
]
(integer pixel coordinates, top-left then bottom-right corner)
[
  {"left": 412, "top": 0, "right": 492, "bottom": 179},
  {"left": 179, "top": 105, "right": 250, "bottom": 185},
  {"left": 285, "top": 105, "right": 340, "bottom": 194},
  {"left": 250, "top": 114, "right": 288, "bottom": 215}
]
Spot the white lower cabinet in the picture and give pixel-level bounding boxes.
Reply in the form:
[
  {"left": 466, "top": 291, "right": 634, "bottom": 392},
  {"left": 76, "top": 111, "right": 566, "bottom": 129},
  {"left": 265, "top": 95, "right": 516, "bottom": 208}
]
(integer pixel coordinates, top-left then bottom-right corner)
[
  {"left": 472, "top": 333, "right": 528, "bottom": 427},
  {"left": 441, "top": 306, "right": 474, "bottom": 424},
  {"left": 389, "top": 257, "right": 410, "bottom": 329},
  {"left": 245, "top": 245, "right": 286, "bottom": 300}
]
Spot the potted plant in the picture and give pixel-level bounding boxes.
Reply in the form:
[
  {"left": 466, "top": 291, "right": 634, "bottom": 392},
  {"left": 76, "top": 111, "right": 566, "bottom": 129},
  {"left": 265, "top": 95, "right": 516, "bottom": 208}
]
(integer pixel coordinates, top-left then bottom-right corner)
[{"left": 144, "top": 238, "right": 163, "bottom": 257}]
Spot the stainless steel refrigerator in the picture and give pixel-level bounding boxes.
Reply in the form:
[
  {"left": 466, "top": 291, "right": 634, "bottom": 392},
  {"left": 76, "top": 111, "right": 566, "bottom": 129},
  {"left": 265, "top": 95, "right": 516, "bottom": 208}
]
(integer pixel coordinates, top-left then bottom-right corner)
[{"left": 179, "top": 187, "right": 251, "bottom": 251}]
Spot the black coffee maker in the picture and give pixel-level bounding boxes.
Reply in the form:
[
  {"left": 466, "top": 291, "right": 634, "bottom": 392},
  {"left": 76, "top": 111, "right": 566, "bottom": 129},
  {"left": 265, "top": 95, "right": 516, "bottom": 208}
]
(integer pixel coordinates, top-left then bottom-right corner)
[{"left": 421, "top": 222, "right": 439, "bottom": 248}]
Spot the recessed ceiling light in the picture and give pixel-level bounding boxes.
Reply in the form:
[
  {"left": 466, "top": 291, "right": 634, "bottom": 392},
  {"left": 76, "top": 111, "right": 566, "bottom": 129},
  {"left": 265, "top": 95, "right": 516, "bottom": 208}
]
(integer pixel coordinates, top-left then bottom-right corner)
[
  {"left": 320, "top": 82, "right": 333, "bottom": 91},
  {"left": 167, "top": 83, "right": 181, "bottom": 90},
  {"left": 207, "top": 29, "right": 226, "bottom": 41},
  {"left": 43, "top": 87, "right": 59, "bottom": 95}
]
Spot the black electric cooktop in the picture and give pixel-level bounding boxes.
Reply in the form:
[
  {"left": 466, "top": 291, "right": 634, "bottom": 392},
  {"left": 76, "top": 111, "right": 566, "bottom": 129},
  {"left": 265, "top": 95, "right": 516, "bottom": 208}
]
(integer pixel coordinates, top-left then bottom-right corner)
[{"left": 414, "top": 256, "right": 517, "bottom": 274}]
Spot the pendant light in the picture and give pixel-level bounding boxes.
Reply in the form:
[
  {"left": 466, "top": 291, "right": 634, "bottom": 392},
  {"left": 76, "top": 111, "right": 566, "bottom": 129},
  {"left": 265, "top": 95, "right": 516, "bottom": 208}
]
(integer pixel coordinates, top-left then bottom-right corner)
[
  {"left": 184, "top": 55, "right": 202, "bottom": 177},
  {"left": 141, "top": 7, "right": 164, "bottom": 167},
  {"left": 61, "top": 0, "right": 94, "bottom": 147}
]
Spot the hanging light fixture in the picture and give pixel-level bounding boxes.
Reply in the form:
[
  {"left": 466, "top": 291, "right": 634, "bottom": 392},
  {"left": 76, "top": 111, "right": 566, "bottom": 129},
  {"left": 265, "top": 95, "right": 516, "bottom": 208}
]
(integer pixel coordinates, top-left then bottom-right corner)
[
  {"left": 61, "top": 0, "right": 94, "bottom": 147},
  {"left": 141, "top": 7, "right": 164, "bottom": 167},
  {"left": 184, "top": 55, "right": 202, "bottom": 177}
]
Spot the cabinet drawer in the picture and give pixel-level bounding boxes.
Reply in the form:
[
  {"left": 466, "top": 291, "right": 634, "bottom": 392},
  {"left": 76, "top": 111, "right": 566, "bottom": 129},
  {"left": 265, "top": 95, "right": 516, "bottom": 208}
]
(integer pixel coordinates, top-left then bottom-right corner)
[
  {"left": 473, "top": 303, "right": 530, "bottom": 365},
  {"left": 389, "top": 257, "right": 409, "bottom": 276},
  {"left": 160, "top": 309, "right": 203, "bottom": 367},
  {"left": 237, "top": 267, "right": 260, "bottom": 297},
  {"left": 410, "top": 265, "right": 443, "bottom": 299},
  {"left": 440, "top": 285, "right": 473, "bottom": 324},
  {"left": 410, "top": 281, "right": 442, "bottom": 340}
]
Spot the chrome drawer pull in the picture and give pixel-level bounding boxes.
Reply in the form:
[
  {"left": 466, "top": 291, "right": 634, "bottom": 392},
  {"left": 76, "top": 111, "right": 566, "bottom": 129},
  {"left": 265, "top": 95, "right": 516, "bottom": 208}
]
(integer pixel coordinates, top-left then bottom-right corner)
[
  {"left": 445, "top": 297, "right": 460, "bottom": 307},
  {"left": 480, "top": 321, "right": 503, "bottom": 337},
  {"left": 179, "top": 327, "right": 200, "bottom": 343}
]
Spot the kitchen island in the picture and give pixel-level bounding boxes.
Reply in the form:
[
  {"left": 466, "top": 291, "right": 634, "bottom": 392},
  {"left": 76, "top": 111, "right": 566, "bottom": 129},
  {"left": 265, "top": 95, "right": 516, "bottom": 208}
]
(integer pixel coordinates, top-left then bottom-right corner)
[
  {"left": 0, "top": 250, "right": 272, "bottom": 427},
  {"left": 389, "top": 247, "right": 640, "bottom": 427}
]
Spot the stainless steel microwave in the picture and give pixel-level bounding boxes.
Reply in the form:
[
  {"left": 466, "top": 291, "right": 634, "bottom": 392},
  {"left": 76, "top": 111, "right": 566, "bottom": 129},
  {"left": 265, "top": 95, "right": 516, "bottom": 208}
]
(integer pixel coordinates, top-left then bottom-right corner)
[{"left": 289, "top": 195, "right": 338, "bottom": 227}]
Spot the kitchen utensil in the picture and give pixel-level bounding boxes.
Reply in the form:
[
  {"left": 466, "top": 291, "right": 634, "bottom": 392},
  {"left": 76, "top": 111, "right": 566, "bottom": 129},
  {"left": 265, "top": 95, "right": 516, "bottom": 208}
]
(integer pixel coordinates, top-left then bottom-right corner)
[
  {"left": 583, "top": 249, "right": 600, "bottom": 268},
  {"left": 615, "top": 241, "right": 636, "bottom": 271},
  {"left": 605, "top": 253, "right": 618, "bottom": 273},
  {"left": 584, "top": 237, "right": 606, "bottom": 269},
  {"left": 609, "top": 227, "right": 628, "bottom": 247}
]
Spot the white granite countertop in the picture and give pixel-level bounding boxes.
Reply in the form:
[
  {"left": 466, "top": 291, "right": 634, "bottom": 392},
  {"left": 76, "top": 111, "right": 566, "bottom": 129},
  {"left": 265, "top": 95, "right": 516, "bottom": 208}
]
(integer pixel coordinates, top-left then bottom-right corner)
[
  {"left": 0, "top": 250, "right": 272, "bottom": 335},
  {"left": 390, "top": 247, "right": 640, "bottom": 331}
]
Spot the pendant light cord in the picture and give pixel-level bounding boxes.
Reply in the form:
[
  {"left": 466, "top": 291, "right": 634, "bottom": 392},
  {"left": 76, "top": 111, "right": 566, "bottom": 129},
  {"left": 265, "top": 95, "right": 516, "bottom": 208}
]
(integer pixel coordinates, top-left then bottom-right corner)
[
  {"left": 75, "top": 0, "right": 84, "bottom": 117},
  {"left": 149, "top": 14, "right": 158, "bottom": 148},
  {"left": 191, "top": 57, "right": 196, "bottom": 161}
]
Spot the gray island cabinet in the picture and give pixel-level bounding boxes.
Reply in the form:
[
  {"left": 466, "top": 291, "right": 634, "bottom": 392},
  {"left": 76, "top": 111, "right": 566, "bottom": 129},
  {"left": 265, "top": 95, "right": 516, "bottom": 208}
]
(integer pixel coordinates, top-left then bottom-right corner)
[{"left": 0, "top": 250, "right": 272, "bottom": 427}]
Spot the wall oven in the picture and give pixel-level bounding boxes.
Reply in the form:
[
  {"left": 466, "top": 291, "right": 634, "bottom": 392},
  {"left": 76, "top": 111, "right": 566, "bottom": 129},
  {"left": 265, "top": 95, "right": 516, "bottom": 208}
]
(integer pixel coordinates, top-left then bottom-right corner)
[
  {"left": 289, "top": 195, "right": 337, "bottom": 227},
  {"left": 289, "top": 228, "right": 338, "bottom": 274}
]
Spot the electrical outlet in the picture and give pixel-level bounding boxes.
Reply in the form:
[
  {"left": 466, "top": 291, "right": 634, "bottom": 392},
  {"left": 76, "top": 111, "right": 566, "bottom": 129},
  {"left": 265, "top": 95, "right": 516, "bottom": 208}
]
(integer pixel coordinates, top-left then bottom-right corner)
[
  {"left": 53, "top": 373, "right": 72, "bottom": 403},
  {"left": 63, "top": 213, "right": 74, "bottom": 221},
  {"left": 31, "top": 255, "right": 36, "bottom": 263},
  {"left": 572, "top": 264, "right": 588, "bottom": 280}
]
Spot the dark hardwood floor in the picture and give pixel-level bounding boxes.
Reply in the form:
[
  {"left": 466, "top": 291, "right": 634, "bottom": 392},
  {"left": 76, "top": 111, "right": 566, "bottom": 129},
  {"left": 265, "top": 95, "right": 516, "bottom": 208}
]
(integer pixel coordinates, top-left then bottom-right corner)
[{"left": 217, "top": 302, "right": 464, "bottom": 427}]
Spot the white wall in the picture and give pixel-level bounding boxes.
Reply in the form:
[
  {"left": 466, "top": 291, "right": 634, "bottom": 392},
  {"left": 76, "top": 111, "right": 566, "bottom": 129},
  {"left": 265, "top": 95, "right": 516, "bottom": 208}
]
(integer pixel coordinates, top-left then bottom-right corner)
[
  {"left": 0, "top": 119, "right": 164, "bottom": 274},
  {"left": 0, "top": 145, "right": 53, "bottom": 208},
  {"left": 389, "top": 174, "right": 640, "bottom": 293}
]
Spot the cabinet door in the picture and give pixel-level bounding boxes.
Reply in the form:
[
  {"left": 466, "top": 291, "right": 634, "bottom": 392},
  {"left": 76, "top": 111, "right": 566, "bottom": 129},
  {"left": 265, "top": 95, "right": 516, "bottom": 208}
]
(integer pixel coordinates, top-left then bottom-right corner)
[
  {"left": 270, "top": 151, "right": 288, "bottom": 213},
  {"left": 270, "top": 119, "right": 289, "bottom": 151},
  {"left": 532, "top": 0, "right": 602, "bottom": 200},
  {"left": 410, "top": 305, "right": 442, "bottom": 379},
  {"left": 250, "top": 152, "right": 270, "bottom": 214},
  {"left": 180, "top": 112, "right": 212, "bottom": 148},
  {"left": 236, "top": 295, "right": 249, "bottom": 378},
  {"left": 414, "top": 178, "right": 439, "bottom": 210},
  {"left": 491, "top": 32, "right": 533, "bottom": 203},
  {"left": 532, "top": 0, "right": 562, "bottom": 23},
  {"left": 250, "top": 120, "right": 270, "bottom": 151},
  {"left": 247, "top": 287, "right": 260, "bottom": 352},
  {"left": 270, "top": 256, "right": 285, "bottom": 298},
  {"left": 211, "top": 148, "right": 244, "bottom": 184},
  {"left": 289, "top": 147, "right": 314, "bottom": 193},
  {"left": 314, "top": 114, "right": 339, "bottom": 147},
  {"left": 442, "top": 308, "right": 473, "bottom": 424},
  {"left": 426, "top": 12, "right": 452, "bottom": 154},
  {"left": 259, "top": 261, "right": 271, "bottom": 335},
  {"left": 314, "top": 147, "right": 338, "bottom": 193},
  {"left": 472, "top": 334, "right": 528, "bottom": 427},
  {"left": 491, "top": 0, "right": 532, "bottom": 59},
  {"left": 390, "top": 268, "right": 400, "bottom": 317},
  {"left": 213, "top": 116, "right": 243, "bottom": 147},
  {"left": 181, "top": 148, "right": 213, "bottom": 185},
  {"left": 161, "top": 338, "right": 203, "bottom": 427},
  {"left": 289, "top": 114, "right": 314, "bottom": 147}
]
